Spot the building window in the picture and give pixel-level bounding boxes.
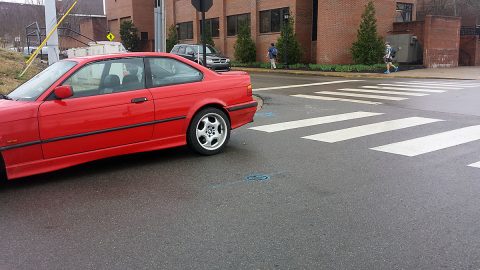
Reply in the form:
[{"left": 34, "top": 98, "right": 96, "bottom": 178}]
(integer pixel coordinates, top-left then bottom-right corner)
[
  {"left": 141, "top": 32, "right": 148, "bottom": 41},
  {"left": 200, "top": 18, "right": 220, "bottom": 38},
  {"left": 395, "top": 3, "right": 413, "bottom": 22},
  {"left": 227, "top": 13, "right": 251, "bottom": 36},
  {"left": 177, "top": 21, "right": 193, "bottom": 40},
  {"left": 260, "top": 7, "right": 290, "bottom": 33}
]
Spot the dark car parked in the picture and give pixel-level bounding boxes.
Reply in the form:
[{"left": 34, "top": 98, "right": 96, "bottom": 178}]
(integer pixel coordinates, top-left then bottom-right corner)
[{"left": 171, "top": 44, "right": 231, "bottom": 71}]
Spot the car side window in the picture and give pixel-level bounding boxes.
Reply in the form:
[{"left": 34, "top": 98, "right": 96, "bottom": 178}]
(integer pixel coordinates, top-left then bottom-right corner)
[
  {"left": 62, "top": 58, "right": 145, "bottom": 98},
  {"left": 178, "top": 46, "right": 186, "bottom": 54},
  {"left": 62, "top": 62, "right": 105, "bottom": 98},
  {"left": 185, "top": 46, "right": 194, "bottom": 55},
  {"left": 171, "top": 46, "right": 179, "bottom": 53},
  {"left": 147, "top": 57, "right": 203, "bottom": 88}
]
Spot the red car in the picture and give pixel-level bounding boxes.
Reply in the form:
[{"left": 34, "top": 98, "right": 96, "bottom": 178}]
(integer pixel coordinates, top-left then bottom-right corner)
[{"left": 0, "top": 52, "right": 257, "bottom": 181}]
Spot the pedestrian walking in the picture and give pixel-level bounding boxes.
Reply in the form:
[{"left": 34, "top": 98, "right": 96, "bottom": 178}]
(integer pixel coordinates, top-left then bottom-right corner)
[
  {"left": 267, "top": 43, "right": 278, "bottom": 69},
  {"left": 384, "top": 42, "right": 399, "bottom": 74}
]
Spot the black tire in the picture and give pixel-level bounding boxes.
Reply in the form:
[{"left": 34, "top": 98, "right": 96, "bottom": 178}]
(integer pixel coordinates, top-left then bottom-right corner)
[{"left": 187, "top": 107, "right": 231, "bottom": 155}]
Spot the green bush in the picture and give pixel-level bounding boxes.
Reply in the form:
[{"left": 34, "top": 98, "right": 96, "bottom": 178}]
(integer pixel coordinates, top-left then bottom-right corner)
[
  {"left": 276, "top": 17, "right": 302, "bottom": 65},
  {"left": 234, "top": 22, "right": 256, "bottom": 63},
  {"left": 120, "top": 20, "right": 140, "bottom": 52},
  {"left": 166, "top": 25, "right": 178, "bottom": 53},
  {"left": 351, "top": 1, "right": 385, "bottom": 65},
  {"left": 232, "top": 62, "right": 384, "bottom": 72}
]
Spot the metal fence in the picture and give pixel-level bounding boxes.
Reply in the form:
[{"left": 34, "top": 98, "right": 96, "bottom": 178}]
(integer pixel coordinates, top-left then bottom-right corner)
[{"left": 460, "top": 26, "right": 480, "bottom": 36}]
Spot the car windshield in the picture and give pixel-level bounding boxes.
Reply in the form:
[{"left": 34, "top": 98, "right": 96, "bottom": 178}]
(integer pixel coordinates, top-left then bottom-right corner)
[
  {"left": 195, "top": 45, "right": 218, "bottom": 54},
  {"left": 8, "top": 60, "right": 77, "bottom": 101}
]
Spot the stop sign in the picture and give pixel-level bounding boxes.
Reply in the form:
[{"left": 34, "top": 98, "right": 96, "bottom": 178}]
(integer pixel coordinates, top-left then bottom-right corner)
[{"left": 191, "top": 0, "right": 213, "bottom": 12}]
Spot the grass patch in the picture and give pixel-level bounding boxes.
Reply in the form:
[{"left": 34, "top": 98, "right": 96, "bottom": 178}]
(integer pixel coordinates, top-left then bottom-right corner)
[
  {"left": 0, "top": 48, "right": 46, "bottom": 95},
  {"left": 231, "top": 61, "right": 386, "bottom": 73}
]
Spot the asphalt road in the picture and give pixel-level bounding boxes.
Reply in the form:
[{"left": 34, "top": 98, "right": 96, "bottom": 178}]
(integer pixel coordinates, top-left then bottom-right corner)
[{"left": 2, "top": 73, "right": 480, "bottom": 269}]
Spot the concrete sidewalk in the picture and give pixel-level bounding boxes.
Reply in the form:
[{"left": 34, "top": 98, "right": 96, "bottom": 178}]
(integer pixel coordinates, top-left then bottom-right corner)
[{"left": 232, "top": 66, "right": 480, "bottom": 80}]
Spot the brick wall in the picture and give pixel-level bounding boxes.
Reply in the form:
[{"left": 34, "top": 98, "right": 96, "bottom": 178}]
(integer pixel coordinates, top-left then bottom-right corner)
[
  {"left": 393, "top": 21, "right": 425, "bottom": 45},
  {"left": 423, "top": 15, "right": 460, "bottom": 68},
  {"left": 108, "top": 0, "right": 419, "bottom": 62},
  {"left": 316, "top": 0, "right": 416, "bottom": 64},
  {"left": 105, "top": 0, "right": 133, "bottom": 42}
]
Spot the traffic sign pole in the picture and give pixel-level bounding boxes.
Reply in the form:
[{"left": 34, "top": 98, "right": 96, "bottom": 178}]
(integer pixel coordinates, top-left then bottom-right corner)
[
  {"left": 201, "top": 1, "right": 207, "bottom": 67},
  {"left": 191, "top": 0, "right": 212, "bottom": 68}
]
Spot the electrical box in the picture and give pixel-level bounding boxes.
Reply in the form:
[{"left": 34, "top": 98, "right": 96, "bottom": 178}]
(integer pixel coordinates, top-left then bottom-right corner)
[{"left": 386, "top": 34, "right": 422, "bottom": 64}]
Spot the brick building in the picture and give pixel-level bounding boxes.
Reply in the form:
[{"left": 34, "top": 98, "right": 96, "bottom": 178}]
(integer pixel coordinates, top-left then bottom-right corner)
[
  {"left": 414, "top": 0, "right": 480, "bottom": 66},
  {"left": 106, "top": 0, "right": 155, "bottom": 51},
  {"left": 106, "top": 0, "right": 416, "bottom": 64}
]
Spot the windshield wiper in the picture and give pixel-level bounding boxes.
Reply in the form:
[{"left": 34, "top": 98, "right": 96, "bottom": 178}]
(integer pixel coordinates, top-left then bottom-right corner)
[{"left": 0, "top": 94, "right": 12, "bottom": 100}]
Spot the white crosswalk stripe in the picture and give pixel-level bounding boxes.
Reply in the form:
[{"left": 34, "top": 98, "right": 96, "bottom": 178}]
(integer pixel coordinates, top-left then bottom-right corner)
[
  {"left": 303, "top": 117, "right": 443, "bottom": 143},
  {"left": 291, "top": 94, "right": 383, "bottom": 105},
  {"left": 371, "top": 125, "right": 480, "bottom": 156},
  {"left": 337, "top": 88, "right": 428, "bottom": 96},
  {"left": 408, "top": 81, "right": 480, "bottom": 87},
  {"left": 249, "top": 111, "right": 383, "bottom": 133},
  {"left": 362, "top": 86, "right": 445, "bottom": 93},
  {"left": 253, "top": 80, "right": 364, "bottom": 91},
  {"left": 250, "top": 112, "right": 480, "bottom": 168},
  {"left": 315, "top": 91, "right": 408, "bottom": 101},
  {"left": 378, "top": 83, "right": 462, "bottom": 90},
  {"left": 285, "top": 80, "right": 476, "bottom": 106},
  {"left": 468, "top": 161, "right": 480, "bottom": 168}
]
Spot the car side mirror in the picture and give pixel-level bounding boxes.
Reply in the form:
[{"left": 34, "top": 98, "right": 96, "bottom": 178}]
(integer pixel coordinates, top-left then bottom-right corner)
[
  {"left": 54, "top": 85, "right": 73, "bottom": 100},
  {"left": 188, "top": 51, "right": 195, "bottom": 55}
]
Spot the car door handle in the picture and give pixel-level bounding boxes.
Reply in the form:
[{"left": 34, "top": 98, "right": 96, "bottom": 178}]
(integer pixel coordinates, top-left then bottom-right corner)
[{"left": 131, "top": 97, "right": 148, "bottom": 104}]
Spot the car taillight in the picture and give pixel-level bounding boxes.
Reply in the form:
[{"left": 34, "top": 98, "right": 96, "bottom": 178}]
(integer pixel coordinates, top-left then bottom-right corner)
[{"left": 247, "top": 84, "right": 252, "bottom": 96}]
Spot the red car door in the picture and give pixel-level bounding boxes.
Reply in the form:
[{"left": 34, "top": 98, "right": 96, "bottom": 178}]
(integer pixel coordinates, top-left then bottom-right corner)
[
  {"left": 38, "top": 57, "right": 155, "bottom": 159},
  {"left": 145, "top": 57, "right": 204, "bottom": 139}
]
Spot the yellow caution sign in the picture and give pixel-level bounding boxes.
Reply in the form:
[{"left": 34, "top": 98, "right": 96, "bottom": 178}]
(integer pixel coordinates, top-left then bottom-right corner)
[{"left": 106, "top": 32, "right": 115, "bottom": 41}]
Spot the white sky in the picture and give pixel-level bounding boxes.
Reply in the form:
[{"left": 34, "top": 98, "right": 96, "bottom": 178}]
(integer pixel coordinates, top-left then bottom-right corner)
[
  {"left": 0, "top": 0, "right": 106, "bottom": 14},
  {"left": 0, "top": 0, "right": 27, "bottom": 3}
]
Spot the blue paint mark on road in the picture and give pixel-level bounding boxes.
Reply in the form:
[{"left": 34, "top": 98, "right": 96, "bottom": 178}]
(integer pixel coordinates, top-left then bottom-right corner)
[
  {"left": 244, "top": 174, "right": 271, "bottom": 182},
  {"left": 210, "top": 172, "right": 288, "bottom": 189},
  {"left": 255, "top": 112, "right": 276, "bottom": 118}
]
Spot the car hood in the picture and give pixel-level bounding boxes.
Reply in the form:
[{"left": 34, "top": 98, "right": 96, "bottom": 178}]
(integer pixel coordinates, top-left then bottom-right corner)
[{"left": 0, "top": 99, "right": 39, "bottom": 123}]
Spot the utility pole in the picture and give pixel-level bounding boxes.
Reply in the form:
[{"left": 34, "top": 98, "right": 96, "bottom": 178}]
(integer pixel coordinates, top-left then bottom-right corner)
[
  {"left": 154, "top": 0, "right": 166, "bottom": 52},
  {"left": 44, "top": 0, "right": 60, "bottom": 64}
]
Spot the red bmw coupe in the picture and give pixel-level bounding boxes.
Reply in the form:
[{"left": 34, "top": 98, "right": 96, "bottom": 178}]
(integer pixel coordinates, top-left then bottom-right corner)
[{"left": 0, "top": 52, "right": 257, "bottom": 181}]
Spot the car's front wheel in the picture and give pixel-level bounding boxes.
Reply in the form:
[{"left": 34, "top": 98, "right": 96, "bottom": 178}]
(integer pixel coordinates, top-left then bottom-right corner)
[{"left": 187, "top": 108, "right": 231, "bottom": 155}]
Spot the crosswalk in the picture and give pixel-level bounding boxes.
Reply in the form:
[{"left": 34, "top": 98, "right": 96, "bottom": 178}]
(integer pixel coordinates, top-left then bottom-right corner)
[
  {"left": 292, "top": 80, "right": 479, "bottom": 105},
  {"left": 250, "top": 111, "right": 480, "bottom": 169}
]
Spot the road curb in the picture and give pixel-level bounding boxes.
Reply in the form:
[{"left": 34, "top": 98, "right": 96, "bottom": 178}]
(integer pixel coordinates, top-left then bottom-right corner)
[{"left": 232, "top": 67, "right": 475, "bottom": 80}]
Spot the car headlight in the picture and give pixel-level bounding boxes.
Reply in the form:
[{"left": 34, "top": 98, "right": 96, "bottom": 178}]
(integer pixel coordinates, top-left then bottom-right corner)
[
  {"left": 226, "top": 59, "right": 230, "bottom": 63},
  {"left": 206, "top": 59, "right": 214, "bottom": 64}
]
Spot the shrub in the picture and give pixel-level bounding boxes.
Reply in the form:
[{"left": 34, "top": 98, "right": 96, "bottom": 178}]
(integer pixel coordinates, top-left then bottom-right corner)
[
  {"left": 351, "top": 1, "right": 385, "bottom": 65},
  {"left": 166, "top": 25, "right": 178, "bottom": 53},
  {"left": 120, "top": 20, "right": 140, "bottom": 52},
  {"left": 276, "top": 16, "right": 302, "bottom": 65},
  {"left": 234, "top": 22, "right": 256, "bottom": 63}
]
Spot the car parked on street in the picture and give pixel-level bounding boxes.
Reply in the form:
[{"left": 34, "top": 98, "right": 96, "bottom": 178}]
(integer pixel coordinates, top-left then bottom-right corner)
[
  {"left": 170, "top": 44, "right": 231, "bottom": 71},
  {"left": 0, "top": 52, "right": 256, "bottom": 181}
]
